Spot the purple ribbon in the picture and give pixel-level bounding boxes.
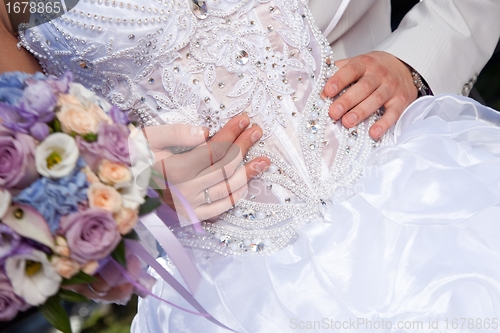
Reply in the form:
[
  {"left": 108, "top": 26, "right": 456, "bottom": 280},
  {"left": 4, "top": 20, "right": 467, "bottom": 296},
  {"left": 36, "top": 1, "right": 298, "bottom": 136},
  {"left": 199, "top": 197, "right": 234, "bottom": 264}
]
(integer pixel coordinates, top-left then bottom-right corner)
[
  {"left": 139, "top": 212, "right": 201, "bottom": 294},
  {"left": 168, "top": 183, "right": 204, "bottom": 233},
  {"left": 136, "top": 167, "right": 238, "bottom": 330},
  {"left": 125, "top": 240, "right": 238, "bottom": 332}
]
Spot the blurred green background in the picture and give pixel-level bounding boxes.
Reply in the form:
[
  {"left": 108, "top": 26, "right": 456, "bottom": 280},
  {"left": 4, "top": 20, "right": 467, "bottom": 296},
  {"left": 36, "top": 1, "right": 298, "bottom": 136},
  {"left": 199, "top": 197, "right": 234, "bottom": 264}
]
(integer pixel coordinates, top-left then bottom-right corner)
[{"left": 1, "top": 1, "right": 499, "bottom": 333}]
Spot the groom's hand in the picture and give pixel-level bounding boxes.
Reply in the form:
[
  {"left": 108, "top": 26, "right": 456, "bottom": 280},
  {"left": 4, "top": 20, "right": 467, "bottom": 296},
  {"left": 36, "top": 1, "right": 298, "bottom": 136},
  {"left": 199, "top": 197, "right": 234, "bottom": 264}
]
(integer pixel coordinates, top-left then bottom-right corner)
[{"left": 323, "top": 51, "right": 418, "bottom": 139}]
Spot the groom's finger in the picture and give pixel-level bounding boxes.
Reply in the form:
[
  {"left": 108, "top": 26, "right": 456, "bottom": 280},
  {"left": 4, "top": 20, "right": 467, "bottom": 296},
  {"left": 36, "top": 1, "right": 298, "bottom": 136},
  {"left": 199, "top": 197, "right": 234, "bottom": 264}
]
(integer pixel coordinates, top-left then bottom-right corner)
[
  {"left": 341, "top": 85, "right": 391, "bottom": 128},
  {"left": 370, "top": 98, "right": 406, "bottom": 139},
  {"left": 324, "top": 57, "right": 362, "bottom": 97},
  {"left": 328, "top": 73, "right": 380, "bottom": 121}
]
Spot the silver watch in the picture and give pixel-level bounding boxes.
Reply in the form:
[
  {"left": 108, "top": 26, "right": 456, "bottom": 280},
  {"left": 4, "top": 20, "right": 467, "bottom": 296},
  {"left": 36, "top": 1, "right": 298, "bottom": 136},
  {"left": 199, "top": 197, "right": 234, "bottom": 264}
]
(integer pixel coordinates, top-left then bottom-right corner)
[{"left": 411, "top": 70, "right": 430, "bottom": 97}]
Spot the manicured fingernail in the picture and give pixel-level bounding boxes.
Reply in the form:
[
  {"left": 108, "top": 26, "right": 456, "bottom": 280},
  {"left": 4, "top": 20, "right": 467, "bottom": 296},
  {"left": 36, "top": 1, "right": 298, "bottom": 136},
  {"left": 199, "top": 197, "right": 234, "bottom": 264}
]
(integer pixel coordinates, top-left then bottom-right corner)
[
  {"left": 372, "top": 126, "right": 382, "bottom": 138},
  {"left": 256, "top": 161, "right": 269, "bottom": 172},
  {"left": 332, "top": 105, "right": 344, "bottom": 119},
  {"left": 190, "top": 126, "right": 204, "bottom": 137},
  {"left": 239, "top": 117, "right": 250, "bottom": 129},
  {"left": 327, "top": 83, "right": 338, "bottom": 96},
  {"left": 346, "top": 113, "right": 357, "bottom": 125},
  {"left": 251, "top": 129, "right": 262, "bottom": 143}
]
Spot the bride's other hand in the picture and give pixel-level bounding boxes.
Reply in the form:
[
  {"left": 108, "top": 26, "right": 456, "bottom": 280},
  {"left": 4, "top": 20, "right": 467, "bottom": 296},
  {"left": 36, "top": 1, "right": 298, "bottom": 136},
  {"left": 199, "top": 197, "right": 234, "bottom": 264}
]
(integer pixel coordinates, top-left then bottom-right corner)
[
  {"left": 323, "top": 51, "right": 418, "bottom": 140},
  {"left": 142, "top": 114, "right": 270, "bottom": 222}
]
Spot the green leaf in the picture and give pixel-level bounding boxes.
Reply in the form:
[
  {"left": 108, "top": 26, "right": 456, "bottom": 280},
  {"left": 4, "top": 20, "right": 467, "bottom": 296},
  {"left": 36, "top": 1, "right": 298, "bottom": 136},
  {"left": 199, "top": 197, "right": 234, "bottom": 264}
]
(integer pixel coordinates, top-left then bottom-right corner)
[
  {"left": 123, "top": 229, "right": 140, "bottom": 240},
  {"left": 139, "top": 197, "right": 162, "bottom": 216},
  {"left": 61, "top": 270, "right": 97, "bottom": 286},
  {"left": 111, "top": 239, "right": 127, "bottom": 268},
  {"left": 39, "top": 294, "right": 72, "bottom": 333},
  {"left": 150, "top": 169, "right": 164, "bottom": 180},
  {"left": 148, "top": 177, "right": 165, "bottom": 199},
  {"left": 81, "top": 133, "right": 98, "bottom": 142},
  {"left": 52, "top": 118, "right": 62, "bottom": 133},
  {"left": 59, "top": 289, "right": 90, "bottom": 303}
]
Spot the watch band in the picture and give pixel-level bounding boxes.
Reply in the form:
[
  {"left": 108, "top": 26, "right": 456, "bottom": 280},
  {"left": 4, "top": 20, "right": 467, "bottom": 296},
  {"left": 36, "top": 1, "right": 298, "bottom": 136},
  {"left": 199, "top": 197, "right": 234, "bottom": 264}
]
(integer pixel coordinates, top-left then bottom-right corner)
[{"left": 411, "top": 70, "right": 430, "bottom": 97}]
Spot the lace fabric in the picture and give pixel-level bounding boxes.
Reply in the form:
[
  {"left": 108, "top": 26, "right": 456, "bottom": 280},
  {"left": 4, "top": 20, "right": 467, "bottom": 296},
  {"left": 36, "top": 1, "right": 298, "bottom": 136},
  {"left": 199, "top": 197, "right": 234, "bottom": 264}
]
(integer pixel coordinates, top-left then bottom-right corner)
[{"left": 20, "top": 0, "right": 385, "bottom": 255}]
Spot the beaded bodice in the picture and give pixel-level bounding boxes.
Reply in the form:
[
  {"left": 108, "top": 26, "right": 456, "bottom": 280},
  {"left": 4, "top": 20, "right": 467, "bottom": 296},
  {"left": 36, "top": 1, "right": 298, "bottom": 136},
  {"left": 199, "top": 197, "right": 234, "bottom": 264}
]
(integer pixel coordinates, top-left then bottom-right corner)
[{"left": 20, "top": 0, "right": 385, "bottom": 255}]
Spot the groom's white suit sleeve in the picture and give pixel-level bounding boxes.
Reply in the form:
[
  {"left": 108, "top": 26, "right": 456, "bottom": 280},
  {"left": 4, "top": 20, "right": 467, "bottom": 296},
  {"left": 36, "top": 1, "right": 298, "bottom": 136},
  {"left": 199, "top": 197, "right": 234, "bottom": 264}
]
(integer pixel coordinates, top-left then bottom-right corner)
[{"left": 311, "top": 0, "right": 500, "bottom": 96}]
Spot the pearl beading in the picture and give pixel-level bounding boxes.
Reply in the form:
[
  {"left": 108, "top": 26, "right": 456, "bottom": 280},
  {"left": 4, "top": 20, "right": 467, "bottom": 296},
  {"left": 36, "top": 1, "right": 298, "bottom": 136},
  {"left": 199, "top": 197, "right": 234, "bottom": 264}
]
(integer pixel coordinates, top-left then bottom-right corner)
[
  {"left": 20, "top": 0, "right": 387, "bottom": 256},
  {"left": 169, "top": 0, "right": 384, "bottom": 255}
]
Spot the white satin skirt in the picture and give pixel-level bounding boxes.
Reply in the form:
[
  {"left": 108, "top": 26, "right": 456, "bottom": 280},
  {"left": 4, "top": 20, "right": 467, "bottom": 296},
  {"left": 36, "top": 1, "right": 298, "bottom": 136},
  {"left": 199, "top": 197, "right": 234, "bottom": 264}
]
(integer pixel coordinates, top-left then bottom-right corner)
[{"left": 132, "top": 95, "right": 500, "bottom": 333}]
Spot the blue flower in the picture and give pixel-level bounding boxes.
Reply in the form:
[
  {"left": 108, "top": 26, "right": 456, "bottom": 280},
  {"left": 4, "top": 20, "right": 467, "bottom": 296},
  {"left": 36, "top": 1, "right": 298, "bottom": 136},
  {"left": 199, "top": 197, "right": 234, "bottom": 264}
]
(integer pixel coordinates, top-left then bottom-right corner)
[
  {"left": 0, "top": 72, "right": 68, "bottom": 135},
  {"left": 0, "top": 72, "right": 46, "bottom": 105},
  {"left": 14, "top": 158, "right": 89, "bottom": 234},
  {"left": 0, "top": 72, "right": 27, "bottom": 105}
]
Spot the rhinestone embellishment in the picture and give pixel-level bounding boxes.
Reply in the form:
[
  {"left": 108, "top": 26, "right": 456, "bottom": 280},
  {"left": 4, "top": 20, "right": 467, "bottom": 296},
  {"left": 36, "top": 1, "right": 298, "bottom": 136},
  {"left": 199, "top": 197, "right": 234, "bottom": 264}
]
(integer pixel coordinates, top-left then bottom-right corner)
[
  {"left": 191, "top": 0, "right": 208, "bottom": 19},
  {"left": 235, "top": 50, "right": 249, "bottom": 65}
]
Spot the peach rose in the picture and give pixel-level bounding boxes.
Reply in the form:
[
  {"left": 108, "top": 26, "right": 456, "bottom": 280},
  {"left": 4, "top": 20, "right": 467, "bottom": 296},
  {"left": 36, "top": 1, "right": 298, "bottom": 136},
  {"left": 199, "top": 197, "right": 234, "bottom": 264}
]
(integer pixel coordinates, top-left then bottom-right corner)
[
  {"left": 98, "top": 160, "right": 132, "bottom": 186},
  {"left": 81, "top": 260, "right": 99, "bottom": 276},
  {"left": 113, "top": 208, "right": 139, "bottom": 235},
  {"left": 87, "top": 103, "right": 112, "bottom": 124},
  {"left": 57, "top": 94, "right": 81, "bottom": 107},
  {"left": 88, "top": 183, "right": 122, "bottom": 213},
  {"left": 57, "top": 103, "right": 99, "bottom": 135},
  {"left": 82, "top": 166, "right": 100, "bottom": 184},
  {"left": 51, "top": 256, "right": 80, "bottom": 279},
  {"left": 54, "top": 236, "right": 70, "bottom": 257}
]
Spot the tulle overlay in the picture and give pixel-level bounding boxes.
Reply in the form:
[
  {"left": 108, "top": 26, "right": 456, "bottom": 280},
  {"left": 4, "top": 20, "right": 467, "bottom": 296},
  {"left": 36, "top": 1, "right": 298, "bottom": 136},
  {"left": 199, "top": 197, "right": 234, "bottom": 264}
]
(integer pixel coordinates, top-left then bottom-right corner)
[{"left": 132, "top": 95, "right": 500, "bottom": 332}]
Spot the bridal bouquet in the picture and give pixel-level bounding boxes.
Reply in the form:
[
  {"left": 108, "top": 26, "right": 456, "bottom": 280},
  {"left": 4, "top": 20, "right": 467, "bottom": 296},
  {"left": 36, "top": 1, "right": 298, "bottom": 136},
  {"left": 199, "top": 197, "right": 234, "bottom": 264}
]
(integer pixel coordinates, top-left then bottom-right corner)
[{"left": 0, "top": 72, "right": 158, "bottom": 333}]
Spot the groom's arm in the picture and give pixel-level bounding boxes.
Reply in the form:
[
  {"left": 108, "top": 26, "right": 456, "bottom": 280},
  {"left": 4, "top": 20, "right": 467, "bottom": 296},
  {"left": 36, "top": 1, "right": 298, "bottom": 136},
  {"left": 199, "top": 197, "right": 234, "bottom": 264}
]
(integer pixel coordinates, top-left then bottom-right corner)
[
  {"left": 376, "top": 0, "right": 500, "bottom": 96},
  {"left": 324, "top": 0, "right": 500, "bottom": 139}
]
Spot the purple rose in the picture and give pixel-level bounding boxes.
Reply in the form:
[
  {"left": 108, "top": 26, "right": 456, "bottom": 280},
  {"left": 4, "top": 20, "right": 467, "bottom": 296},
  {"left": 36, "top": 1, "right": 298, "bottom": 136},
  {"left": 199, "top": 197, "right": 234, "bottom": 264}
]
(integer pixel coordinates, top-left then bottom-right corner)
[
  {"left": 108, "top": 106, "right": 129, "bottom": 125},
  {"left": 60, "top": 208, "right": 121, "bottom": 263},
  {"left": 20, "top": 80, "right": 57, "bottom": 122},
  {"left": 0, "top": 126, "right": 38, "bottom": 191},
  {"left": 0, "top": 103, "right": 36, "bottom": 133},
  {"left": 0, "top": 224, "right": 22, "bottom": 264},
  {"left": 98, "top": 123, "right": 131, "bottom": 165},
  {"left": 76, "top": 137, "right": 102, "bottom": 171},
  {"left": 29, "top": 122, "right": 51, "bottom": 141},
  {"left": 43, "top": 72, "right": 72, "bottom": 95},
  {"left": 0, "top": 278, "right": 29, "bottom": 321},
  {"left": 76, "top": 123, "right": 132, "bottom": 171}
]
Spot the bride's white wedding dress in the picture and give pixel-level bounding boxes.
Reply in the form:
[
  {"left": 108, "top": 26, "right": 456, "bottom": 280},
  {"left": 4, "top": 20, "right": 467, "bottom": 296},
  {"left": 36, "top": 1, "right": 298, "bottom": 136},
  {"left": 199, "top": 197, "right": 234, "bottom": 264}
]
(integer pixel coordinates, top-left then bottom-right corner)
[{"left": 20, "top": 0, "right": 500, "bottom": 332}]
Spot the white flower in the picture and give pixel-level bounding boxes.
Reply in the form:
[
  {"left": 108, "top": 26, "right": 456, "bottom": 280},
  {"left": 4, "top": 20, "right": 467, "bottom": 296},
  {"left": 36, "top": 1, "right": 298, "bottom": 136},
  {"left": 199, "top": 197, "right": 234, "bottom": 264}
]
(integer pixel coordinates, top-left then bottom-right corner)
[
  {"left": 2, "top": 205, "right": 54, "bottom": 250},
  {"left": 0, "top": 189, "right": 11, "bottom": 219},
  {"left": 120, "top": 126, "right": 152, "bottom": 210},
  {"left": 35, "top": 133, "right": 79, "bottom": 179},
  {"left": 119, "top": 182, "right": 146, "bottom": 210},
  {"left": 69, "top": 83, "right": 112, "bottom": 116},
  {"left": 5, "top": 250, "right": 62, "bottom": 306}
]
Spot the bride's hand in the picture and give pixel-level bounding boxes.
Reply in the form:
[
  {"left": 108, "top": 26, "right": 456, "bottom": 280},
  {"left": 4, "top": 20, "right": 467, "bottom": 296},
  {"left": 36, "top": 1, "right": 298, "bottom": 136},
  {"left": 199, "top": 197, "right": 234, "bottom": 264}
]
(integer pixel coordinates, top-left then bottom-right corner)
[
  {"left": 323, "top": 51, "right": 418, "bottom": 140},
  {"left": 141, "top": 113, "right": 270, "bottom": 222}
]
